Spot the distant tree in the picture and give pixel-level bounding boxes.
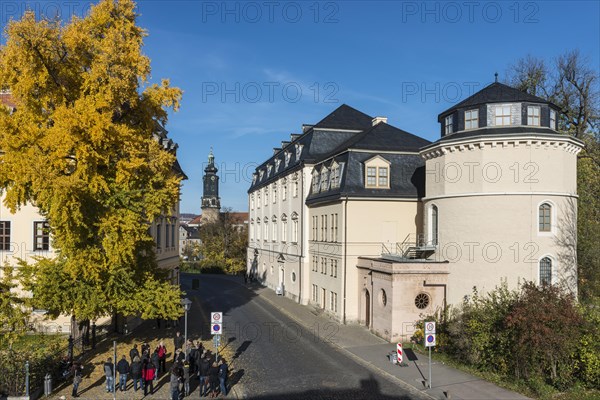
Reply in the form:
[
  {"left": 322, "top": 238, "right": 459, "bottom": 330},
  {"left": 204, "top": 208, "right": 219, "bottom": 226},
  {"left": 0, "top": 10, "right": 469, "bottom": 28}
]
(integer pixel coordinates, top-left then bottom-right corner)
[
  {"left": 507, "top": 51, "right": 600, "bottom": 303},
  {"left": 199, "top": 209, "right": 248, "bottom": 275},
  {"left": 0, "top": 0, "right": 184, "bottom": 323}
]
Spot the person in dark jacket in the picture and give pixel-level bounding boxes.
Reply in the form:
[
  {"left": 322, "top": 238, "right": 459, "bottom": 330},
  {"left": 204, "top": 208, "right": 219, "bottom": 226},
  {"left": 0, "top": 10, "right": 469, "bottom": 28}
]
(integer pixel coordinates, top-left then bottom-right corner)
[
  {"left": 71, "top": 361, "right": 83, "bottom": 398},
  {"left": 198, "top": 354, "right": 210, "bottom": 397},
  {"left": 169, "top": 364, "right": 181, "bottom": 400},
  {"left": 129, "top": 344, "right": 140, "bottom": 362},
  {"left": 104, "top": 358, "right": 114, "bottom": 393},
  {"left": 151, "top": 348, "right": 160, "bottom": 380},
  {"left": 188, "top": 344, "right": 197, "bottom": 375},
  {"left": 218, "top": 359, "right": 228, "bottom": 396},
  {"left": 141, "top": 341, "right": 151, "bottom": 358},
  {"left": 182, "top": 361, "right": 190, "bottom": 397},
  {"left": 208, "top": 361, "right": 219, "bottom": 398},
  {"left": 116, "top": 355, "right": 130, "bottom": 391},
  {"left": 174, "top": 331, "right": 184, "bottom": 351},
  {"left": 130, "top": 356, "right": 143, "bottom": 392}
]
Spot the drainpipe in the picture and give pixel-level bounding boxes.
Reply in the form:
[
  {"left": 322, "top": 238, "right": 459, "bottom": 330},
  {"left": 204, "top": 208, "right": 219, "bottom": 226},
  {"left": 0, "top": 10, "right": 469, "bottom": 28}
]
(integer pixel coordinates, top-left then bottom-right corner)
[
  {"left": 342, "top": 196, "right": 348, "bottom": 324},
  {"left": 299, "top": 167, "right": 304, "bottom": 304}
]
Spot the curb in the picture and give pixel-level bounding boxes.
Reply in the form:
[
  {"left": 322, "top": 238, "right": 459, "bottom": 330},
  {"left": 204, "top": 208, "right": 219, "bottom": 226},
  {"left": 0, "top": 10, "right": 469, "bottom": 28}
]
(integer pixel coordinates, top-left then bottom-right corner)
[{"left": 255, "top": 288, "right": 437, "bottom": 400}]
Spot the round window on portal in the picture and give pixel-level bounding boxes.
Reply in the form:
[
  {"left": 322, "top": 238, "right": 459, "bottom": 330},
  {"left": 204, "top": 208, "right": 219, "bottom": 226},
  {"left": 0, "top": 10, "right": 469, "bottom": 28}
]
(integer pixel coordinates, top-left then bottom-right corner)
[
  {"left": 291, "top": 272, "right": 296, "bottom": 283},
  {"left": 415, "top": 293, "right": 430, "bottom": 310}
]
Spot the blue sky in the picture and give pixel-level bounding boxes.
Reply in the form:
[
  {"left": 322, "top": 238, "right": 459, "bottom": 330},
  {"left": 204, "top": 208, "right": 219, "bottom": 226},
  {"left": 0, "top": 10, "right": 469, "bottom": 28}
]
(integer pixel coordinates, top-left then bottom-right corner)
[{"left": 2, "top": 1, "right": 599, "bottom": 213}]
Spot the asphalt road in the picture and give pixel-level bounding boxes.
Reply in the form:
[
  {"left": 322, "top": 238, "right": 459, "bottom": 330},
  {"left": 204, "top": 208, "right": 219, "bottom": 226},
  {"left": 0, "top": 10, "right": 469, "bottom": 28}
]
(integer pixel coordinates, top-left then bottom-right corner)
[{"left": 182, "top": 273, "right": 421, "bottom": 400}]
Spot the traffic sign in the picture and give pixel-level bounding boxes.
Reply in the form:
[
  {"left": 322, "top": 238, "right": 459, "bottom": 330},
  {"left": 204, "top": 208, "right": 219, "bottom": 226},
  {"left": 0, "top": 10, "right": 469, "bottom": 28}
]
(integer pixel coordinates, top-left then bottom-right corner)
[
  {"left": 211, "top": 312, "right": 222, "bottom": 324},
  {"left": 397, "top": 343, "right": 403, "bottom": 363},
  {"left": 425, "top": 321, "right": 436, "bottom": 335},
  {"left": 211, "top": 323, "right": 222, "bottom": 335},
  {"left": 425, "top": 333, "right": 436, "bottom": 347}
]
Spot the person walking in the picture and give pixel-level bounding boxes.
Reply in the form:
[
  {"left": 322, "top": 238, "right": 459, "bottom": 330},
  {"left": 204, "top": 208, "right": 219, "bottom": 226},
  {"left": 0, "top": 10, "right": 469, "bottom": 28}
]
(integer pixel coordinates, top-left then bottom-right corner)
[
  {"left": 71, "top": 361, "right": 83, "bottom": 398},
  {"left": 143, "top": 359, "right": 156, "bottom": 396},
  {"left": 208, "top": 361, "right": 219, "bottom": 398},
  {"left": 130, "top": 356, "right": 143, "bottom": 392},
  {"left": 198, "top": 353, "right": 210, "bottom": 397},
  {"left": 218, "top": 358, "right": 228, "bottom": 397},
  {"left": 157, "top": 341, "right": 168, "bottom": 374},
  {"left": 188, "top": 342, "right": 197, "bottom": 374},
  {"left": 104, "top": 357, "right": 115, "bottom": 393},
  {"left": 116, "top": 355, "right": 130, "bottom": 392}
]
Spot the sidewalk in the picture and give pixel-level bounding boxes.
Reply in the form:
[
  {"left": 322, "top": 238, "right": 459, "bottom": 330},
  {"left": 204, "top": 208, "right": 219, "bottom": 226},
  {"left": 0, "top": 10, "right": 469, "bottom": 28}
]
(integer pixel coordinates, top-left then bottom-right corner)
[{"left": 251, "top": 282, "right": 530, "bottom": 400}]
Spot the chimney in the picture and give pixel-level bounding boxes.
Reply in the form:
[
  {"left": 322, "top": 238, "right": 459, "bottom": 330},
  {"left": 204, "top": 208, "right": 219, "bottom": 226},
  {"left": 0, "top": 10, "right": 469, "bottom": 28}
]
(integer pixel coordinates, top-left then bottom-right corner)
[{"left": 372, "top": 116, "right": 388, "bottom": 126}]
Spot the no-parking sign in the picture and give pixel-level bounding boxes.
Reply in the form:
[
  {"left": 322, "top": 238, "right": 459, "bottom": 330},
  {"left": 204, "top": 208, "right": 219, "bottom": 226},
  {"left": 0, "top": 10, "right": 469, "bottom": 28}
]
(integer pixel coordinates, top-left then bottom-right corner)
[{"left": 425, "top": 333, "right": 436, "bottom": 347}]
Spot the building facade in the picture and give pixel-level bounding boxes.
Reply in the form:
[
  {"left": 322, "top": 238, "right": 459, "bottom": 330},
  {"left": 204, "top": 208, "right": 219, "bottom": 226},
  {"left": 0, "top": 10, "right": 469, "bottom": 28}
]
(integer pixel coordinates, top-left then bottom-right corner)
[{"left": 247, "top": 82, "right": 583, "bottom": 342}]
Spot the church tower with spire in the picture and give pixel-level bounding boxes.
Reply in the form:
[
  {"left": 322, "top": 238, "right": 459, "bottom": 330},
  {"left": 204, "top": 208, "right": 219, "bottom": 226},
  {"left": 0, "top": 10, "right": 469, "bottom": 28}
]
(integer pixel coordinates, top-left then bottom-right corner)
[{"left": 201, "top": 148, "right": 221, "bottom": 223}]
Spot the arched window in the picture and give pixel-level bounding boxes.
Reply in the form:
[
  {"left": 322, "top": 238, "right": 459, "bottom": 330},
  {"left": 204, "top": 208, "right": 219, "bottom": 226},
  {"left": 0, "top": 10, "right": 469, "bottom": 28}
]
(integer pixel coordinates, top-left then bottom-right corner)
[
  {"left": 539, "top": 203, "right": 551, "bottom": 232},
  {"left": 291, "top": 212, "right": 299, "bottom": 243},
  {"left": 256, "top": 218, "right": 261, "bottom": 241},
  {"left": 430, "top": 205, "right": 438, "bottom": 245},
  {"left": 272, "top": 215, "right": 277, "bottom": 241},
  {"left": 250, "top": 219, "right": 254, "bottom": 241},
  {"left": 281, "top": 214, "right": 288, "bottom": 242},
  {"left": 263, "top": 217, "right": 269, "bottom": 241},
  {"left": 539, "top": 257, "right": 552, "bottom": 285}
]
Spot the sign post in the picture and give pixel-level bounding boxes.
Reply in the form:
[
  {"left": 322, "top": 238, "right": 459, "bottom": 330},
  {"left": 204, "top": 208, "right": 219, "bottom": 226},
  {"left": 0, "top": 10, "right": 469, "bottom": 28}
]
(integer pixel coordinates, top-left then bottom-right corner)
[
  {"left": 397, "top": 343, "right": 403, "bottom": 364},
  {"left": 211, "top": 312, "right": 223, "bottom": 362},
  {"left": 424, "top": 321, "right": 436, "bottom": 389}
]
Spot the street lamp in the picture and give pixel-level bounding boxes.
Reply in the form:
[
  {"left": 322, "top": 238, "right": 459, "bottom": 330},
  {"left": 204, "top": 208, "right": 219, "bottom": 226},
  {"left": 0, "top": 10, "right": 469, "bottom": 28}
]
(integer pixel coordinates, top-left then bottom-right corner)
[{"left": 181, "top": 297, "right": 192, "bottom": 358}]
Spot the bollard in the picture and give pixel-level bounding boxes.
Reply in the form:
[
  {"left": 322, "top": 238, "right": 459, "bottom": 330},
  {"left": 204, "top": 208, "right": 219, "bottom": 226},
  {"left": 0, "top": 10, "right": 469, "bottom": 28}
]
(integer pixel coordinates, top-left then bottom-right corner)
[{"left": 44, "top": 373, "right": 52, "bottom": 397}]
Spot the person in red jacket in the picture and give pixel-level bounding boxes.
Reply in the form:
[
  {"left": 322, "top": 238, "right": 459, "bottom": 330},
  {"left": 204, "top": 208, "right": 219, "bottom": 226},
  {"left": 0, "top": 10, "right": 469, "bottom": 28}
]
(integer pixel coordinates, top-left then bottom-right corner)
[{"left": 142, "top": 359, "right": 156, "bottom": 395}]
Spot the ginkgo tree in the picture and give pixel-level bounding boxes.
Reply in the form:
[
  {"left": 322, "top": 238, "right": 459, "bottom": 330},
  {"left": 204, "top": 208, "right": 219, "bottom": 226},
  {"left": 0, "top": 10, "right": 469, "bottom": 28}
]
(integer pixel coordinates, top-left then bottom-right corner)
[{"left": 0, "top": 0, "right": 185, "bottom": 324}]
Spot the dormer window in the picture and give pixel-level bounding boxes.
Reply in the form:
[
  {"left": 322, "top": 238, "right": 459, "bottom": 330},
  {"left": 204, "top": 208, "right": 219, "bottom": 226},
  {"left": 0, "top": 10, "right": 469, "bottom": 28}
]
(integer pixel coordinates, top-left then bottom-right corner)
[
  {"left": 464, "top": 109, "right": 478, "bottom": 130},
  {"left": 295, "top": 143, "right": 304, "bottom": 160},
  {"left": 331, "top": 162, "right": 341, "bottom": 188},
  {"left": 312, "top": 170, "right": 320, "bottom": 193},
  {"left": 444, "top": 115, "right": 453, "bottom": 134},
  {"left": 284, "top": 151, "right": 291, "bottom": 167},
  {"left": 275, "top": 159, "right": 281, "bottom": 171},
  {"left": 267, "top": 164, "right": 273, "bottom": 176},
  {"left": 495, "top": 105, "right": 512, "bottom": 126},
  {"left": 320, "top": 168, "right": 329, "bottom": 191},
  {"left": 364, "top": 156, "right": 390, "bottom": 189},
  {"left": 550, "top": 109, "right": 557, "bottom": 130},
  {"left": 527, "top": 106, "right": 541, "bottom": 126}
]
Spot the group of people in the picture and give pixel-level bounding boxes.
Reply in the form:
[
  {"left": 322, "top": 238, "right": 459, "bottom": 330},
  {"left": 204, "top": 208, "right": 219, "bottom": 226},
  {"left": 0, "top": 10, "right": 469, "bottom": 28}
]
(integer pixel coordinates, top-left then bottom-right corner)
[{"left": 85, "top": 331, "right": 228, "bottom": 398}]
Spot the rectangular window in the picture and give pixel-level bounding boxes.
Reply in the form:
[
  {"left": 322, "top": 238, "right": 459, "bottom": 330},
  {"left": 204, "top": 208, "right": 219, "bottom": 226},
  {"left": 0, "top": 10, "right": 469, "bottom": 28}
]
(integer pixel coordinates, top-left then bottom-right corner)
[
  {"left": 282, "top": 221, "right": 287, "bottom": 242},
  {"left": 378, "top": 167, "right": 389, "bottom": 187},
  {"left": 264, "top": 221, "right": 268, "bottom": 241},
  {"left": 282, "top": 185, "right": 287, "bottom": 201},
  {"left": 366, "top": 167, "right": 377, "bottom": 187},
  {"left": 444, "top": 115, "right": 453, "bottom": 134},
  {"left": 156, "top": 223, "right": 161, "bottom": 249},
  {"left": 334, "top": 214, "right": 338, "bottom": 242},
  {"left": 293, "top": 181, "right": 298, "bottom": 197},
  {"left": 528, "top": 106, "right": 541, "bottom": 126},
  {"left": 251, "top": 195, "right": 255, "bottom": 210},
  {"left": 312, "top": 284, "right": 318, "bottom": 302},
  {"left": 323, "top": 216, "right": 328, "bottom": 241},
  {"left": 312, "top": 173, "right": 320, "bottom": 193},
  {"left": 465, "top": 109, "right": 479, "bottom": 130},
  {"left": 333, "top": 260, "right": 338, "bottom": 278},
  {"left": 264, "top": 188, "right": 269, "bottom": 205},
  {"left": 171, "top": 223, "right": 176, "bottom": 248},
  {"left": 320, "top": 169, "right": 329, "bottom": 191},
  {"left": 34, "top": 221, "right": 50, "bottom": 251},
  {"left": 257, "top": 194, "right": 261, "bottom": 209},
  {"left": 292, "top": 220, "right": 298, "bottom": 243},
  {"left": 272, "top": 221, "right": 277, "bottom": 241},
  {"left": 550, "top": 109, "right": 557, "bottom": 129},
  {"left": 165, "top": 222, "right": 170, "bottom": 248},
  {"left": 273, "top": 186, "right": 277, "bottom": 203},
  {"left": 330, "top": 291, "right": 337, "bottom": 312},
  {"left": 331, "top": 166, "right": 340, "bottom": 188},
  {"left": 495, "top": 105, "right": 511, "bottom": 126}
]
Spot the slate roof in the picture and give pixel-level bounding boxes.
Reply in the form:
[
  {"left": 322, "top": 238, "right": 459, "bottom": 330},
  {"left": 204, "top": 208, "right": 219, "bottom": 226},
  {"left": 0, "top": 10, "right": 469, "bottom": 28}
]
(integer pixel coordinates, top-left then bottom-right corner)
[
  {"left": 248, "top": 104, "right": 376, "bottom": 192},
  {"left": 438, "top": 82, "right": 554, "bottom": 121},
  {"left": 422, "top": 126, "right": 580, "bottom": 150},
  {"left": 313, "top": 104, "right": 374, "bottom": 130}
]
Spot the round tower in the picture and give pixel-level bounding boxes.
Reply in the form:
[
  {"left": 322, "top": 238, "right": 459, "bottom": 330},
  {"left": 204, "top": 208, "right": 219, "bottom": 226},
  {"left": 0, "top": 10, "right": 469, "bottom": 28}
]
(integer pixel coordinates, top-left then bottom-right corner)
[{"left": 420, "top": 81, "right": 584, "bottom": 304}]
